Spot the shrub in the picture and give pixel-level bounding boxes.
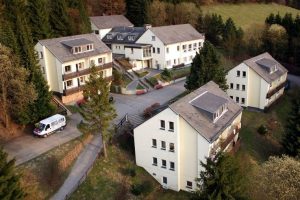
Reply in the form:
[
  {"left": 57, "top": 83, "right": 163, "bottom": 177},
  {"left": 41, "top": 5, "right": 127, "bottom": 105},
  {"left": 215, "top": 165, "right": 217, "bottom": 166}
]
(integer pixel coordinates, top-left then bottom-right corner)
[
  {"left": 122, "top": 167, "right": 136, "bottom": 177},
  {"left": 131, "top": 181, "right": 153, "bottom": 196},
  {"left": 145, "top": 77, "right": 158, "bottom": 87},
  {"left": 76, "top": 99, "right": 86, "bottom": 107},
  {"left": 161, "top": 68, "right": 172, "bottom": 81},
  {"left": 257, "top": 125, "right": 268, "bottom": 135},
  {"left": 143, "top": 103, "right": 161, "bottom": 118}
]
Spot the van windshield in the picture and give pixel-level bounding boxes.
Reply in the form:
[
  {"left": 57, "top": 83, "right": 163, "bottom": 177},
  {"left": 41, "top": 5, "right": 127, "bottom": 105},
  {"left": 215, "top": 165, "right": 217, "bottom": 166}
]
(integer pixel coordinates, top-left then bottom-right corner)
[{"left": 38, "top": 123, "right": 46, "bottom": 131}]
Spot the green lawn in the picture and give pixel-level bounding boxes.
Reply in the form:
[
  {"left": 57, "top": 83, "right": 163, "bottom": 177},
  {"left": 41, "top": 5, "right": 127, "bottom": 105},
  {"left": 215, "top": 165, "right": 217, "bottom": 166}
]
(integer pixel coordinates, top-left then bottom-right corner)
[
  {"left": 202, "top": 3, "right": 300, "bottom": 30},
  {"left": 238, "top": 90, "right": 292, "bottom": 163},
  {"left": 171, "top": 67, "right": 191, "bottom": 80},
  {"left": 70, "top": 139, "right": 190, "bottom": 200}
]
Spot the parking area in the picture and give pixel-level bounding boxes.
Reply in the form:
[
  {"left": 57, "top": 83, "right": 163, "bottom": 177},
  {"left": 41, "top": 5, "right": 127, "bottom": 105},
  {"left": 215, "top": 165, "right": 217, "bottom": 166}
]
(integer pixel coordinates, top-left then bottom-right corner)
[{"left": 112, "top": 80, "right": 186, "bottom": 122}]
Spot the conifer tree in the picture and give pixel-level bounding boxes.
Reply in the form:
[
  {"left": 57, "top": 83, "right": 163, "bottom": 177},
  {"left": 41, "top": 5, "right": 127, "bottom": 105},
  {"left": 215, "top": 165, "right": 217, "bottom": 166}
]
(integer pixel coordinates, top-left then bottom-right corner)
[
  {"left": 49, "top": 0, "right": 73, "bottom": 37},
  {"left": 79, "top": 66, "right": 117, "bottom": 158},
  {"left": 27, "top": 0, "right": 52, "bottom": 42},
  {"left": 192, "top": 153, "right": 245, "bottom": 200},
  {"left": 282, "top": 90, "right": 300, "bottom": 157},
  {"left": 0, "top": 148, "right": 25, "bottom": 200},
  {"left": 125, "top": 0, "right": 149, "bottom": 26},
  {"left": 185, "top": 41, "right": 228, "bottom": 91}
]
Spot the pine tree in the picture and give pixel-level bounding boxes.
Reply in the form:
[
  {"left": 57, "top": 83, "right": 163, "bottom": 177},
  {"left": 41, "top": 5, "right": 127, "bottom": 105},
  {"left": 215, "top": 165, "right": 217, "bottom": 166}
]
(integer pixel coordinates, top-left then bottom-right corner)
[
  {"left": 282, "top": 90, "right": 300, "bottom": 157},
  {"left": 0, "top": 44, "right": 37, "bottom": 129},
  {"left": 27, "top": 0, "right": 52, "bottom": 42},
  {"left": 125, "top": 0, "right": 149, "bottom": 26},
  {"left": 0, "top": 148, "right": 25, "bottom": 200},
  {"left": 192, "top": 153, "right": 245, "bottom": 200},
  {"left": 79, "top": 66, "right": 117, "bottom": 158},
  {"left": 49, "top": 0, "right": 73, "bottom": 37},
  {"left": 185, "top": 41, "right": 228, "bottom": 91}
]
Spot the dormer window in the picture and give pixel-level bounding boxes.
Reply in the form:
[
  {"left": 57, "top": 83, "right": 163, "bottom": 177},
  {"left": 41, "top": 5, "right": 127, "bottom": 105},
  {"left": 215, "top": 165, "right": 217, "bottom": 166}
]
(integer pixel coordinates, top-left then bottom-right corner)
[
  {"left": 74, "top": 46, "right": 82, "bottom": 54},
  {"left": 107, "top": 34, "right": 112, "bottom": 39},
  {"left": 128, "top": 35, "right": 135, "bottom": 41},
  {"left": 190, "top": 91, "right": 228, "bottom": 123},
  {"left": 256, "top": 58, "right": 278, "bottom": 74},
  {"left": 86, "top": 44, "right": 93, "bottom": 51},
  {"left": 117, "top": 35, "right": 123, "bottom": 40}
]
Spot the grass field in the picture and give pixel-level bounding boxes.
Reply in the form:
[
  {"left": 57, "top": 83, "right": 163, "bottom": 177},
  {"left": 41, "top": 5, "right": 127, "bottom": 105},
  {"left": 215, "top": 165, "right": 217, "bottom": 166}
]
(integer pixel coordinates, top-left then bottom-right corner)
[{"left": 202, "top": 3, "right": 300, "bottom": 30}]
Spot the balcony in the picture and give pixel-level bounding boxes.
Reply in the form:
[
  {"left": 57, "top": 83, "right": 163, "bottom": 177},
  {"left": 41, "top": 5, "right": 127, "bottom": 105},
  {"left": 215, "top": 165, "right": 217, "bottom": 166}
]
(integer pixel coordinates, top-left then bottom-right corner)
[
  {"left": 210, "top": 126, "right": 240, "bottom": 158},
  {"left": 266, "top": 81, "right": 286, "bottom": 99},
  {"left": 62, "top": 62, "right": 113, "bottom": 81},
  {"left": 63, "top": 76, "right": 113, "bottom": 96}
]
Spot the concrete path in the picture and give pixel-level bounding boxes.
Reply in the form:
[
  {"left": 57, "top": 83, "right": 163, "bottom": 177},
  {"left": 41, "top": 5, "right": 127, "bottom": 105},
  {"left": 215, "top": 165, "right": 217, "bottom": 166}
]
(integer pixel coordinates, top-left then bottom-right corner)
[
  {"left": 3, "top": 113, "right": 82, "bottom": 166},
  {"left": 51, "top": 134, "right": 102, "bottom": 200}
]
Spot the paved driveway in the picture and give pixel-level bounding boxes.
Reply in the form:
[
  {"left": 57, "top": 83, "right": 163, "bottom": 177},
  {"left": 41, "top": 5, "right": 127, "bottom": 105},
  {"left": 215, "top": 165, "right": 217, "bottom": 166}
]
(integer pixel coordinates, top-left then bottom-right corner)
[
  {"left": 3, "top": 113, "right": 82, "bottom": 165},
  {"left": 112, "top": 80, "right": 186, "bottom": 122}
]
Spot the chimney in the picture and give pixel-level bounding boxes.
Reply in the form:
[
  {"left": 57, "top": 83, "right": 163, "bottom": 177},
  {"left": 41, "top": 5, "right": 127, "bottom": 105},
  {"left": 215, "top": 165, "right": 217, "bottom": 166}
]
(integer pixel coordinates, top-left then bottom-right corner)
[{"left": 144, "top": 24, "right": 152, "bottom": 30}]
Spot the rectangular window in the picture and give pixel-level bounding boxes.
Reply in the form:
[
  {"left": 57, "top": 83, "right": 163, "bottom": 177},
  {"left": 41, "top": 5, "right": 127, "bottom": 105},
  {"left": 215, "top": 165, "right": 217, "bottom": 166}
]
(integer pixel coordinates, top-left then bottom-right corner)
[
  {"left": 174, "top": 59, "right": 176, "bottom": 65},
  {"left": 153, "top": 157, "right": 157, "bottom": 166},
  {"left": 243, "top": 71, "right": 246, "bottom": 77},
  {"left": 186, "top": 181, "right": 193, "bottom": 189},
  {"left": 76, "top": 62, "right": 84, "bottom": 70},
  {"left": 79, "top": 76, "right": 85, "bottom": 84},
  {"left": 237, "top": 70, "right": 240, "bottom": 77},
  {"left": 94, "top": 30, "right": 99, "bottom": 34},
  {"left": 242, "top": 98, "right": 245, "bottom": 104},
  {"left": 230, "top": 83, "right": 233, "bottom": 89},
  {"left": 199, "top": 42, "right": 202, "bottom": 47},
  {"left": 236, "top": 84, "right": 240, "bottom": 90},
  {"left": 166, "top": 60, "right": 171, "bottom": 66},
  {"left": 74, "top": 46, "right": 82, "bottom": 53},
  {"left": 40, "top": 51, "right": 43, "bottom": 59},
  {"left": 242, "top": 85, "right": 245, "bottom": 91},
  {"left": 160, "top": 120, "right": 165, "bottom": 129},
  {"left": 169, "top": 122, "right": 174, "bottom": 131},
  {"left": 169, "top": 143, "right": 175, "bottom": 152},
  {"left": 131, "top": 48, "right": 134, "bottom": 54},
  {"left": 161, "top": 141, "right": 166, "bottom": 150},
  {"left": 166, "top": 47, "right": 169, "bottom": 53},
  {"left": 65, "top": 65, "right": 71, "bottom": 73},
  {"left": 152, "top": 47, "right": 155, "bottom": 53},
  {"left": 90, "top": 60, "right": 95, "bottom": 66},
  {"left": 87, "top": 44, "right": 93, "bottom": 51},
  {"left": 188, "top": 44, "right": 192, "bottom": 51},
  {"left": 41, "top": 67, "right": 45, "bottom": 74},
  {"left": 157, "top": 48, "right": 160, "bottom": 54},
  {"left": 236, "top": 97, "right": 239, "bottom": 103},
  {"left": 98, "top": 58, "right": 103, "bottom": 64},
  {"left": 177, "top": 46, "right": 180, "bottom": 51},
  {"left": 170, "top": 162, "right": 175, "bottom": 171},
  {"left": 152, "top": 36, "right": 155, "bottom": 41},
  {"left": 152, "top": 139, "right": 157, "bottom": 148},
  {"left": 189, "top": 55, "right": 193, "bottom": 61},
  {"left": 183, "top": 45, "right": 186, "bottom": 51},
  {"left": 66, "top": 80, "right": 73, "bottom": 87},
  {"left": 230, "top": 96, "right": 233, "bottom": 99},
  {"left": 162, "top": 159, "right": 166, "bottom": 168},
  {"left": 163, "top": 177, "right": 167, "bottom": 184}
]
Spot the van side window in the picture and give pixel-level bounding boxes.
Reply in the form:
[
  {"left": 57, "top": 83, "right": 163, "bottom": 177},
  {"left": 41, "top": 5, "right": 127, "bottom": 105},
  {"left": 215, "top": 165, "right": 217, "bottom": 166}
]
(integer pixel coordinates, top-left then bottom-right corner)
[
  {"left": 46, "top": 124, "right": 50, "bottom": 130},
  {"left": 51, "top": 121, "right": 58, "bottom": 126},
  {"left": 59, "top": 118, "right": 65, "bottom": 122}
]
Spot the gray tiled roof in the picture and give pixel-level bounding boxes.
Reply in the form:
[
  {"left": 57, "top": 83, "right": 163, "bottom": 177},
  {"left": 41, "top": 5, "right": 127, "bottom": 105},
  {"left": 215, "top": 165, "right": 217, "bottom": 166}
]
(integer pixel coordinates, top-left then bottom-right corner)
[
  {"left": 102, "top": 26, "right": 146, "bottom": 44},
  {"left": 38, "top": 34, "right": 111, "bottom": 63},
  {"left": 61, "top": 38, "right": 93, "bottom": 47},
  {"left": 243, "top": 52, "right": 288, "bottom": 83},
  {"left": 190, "top": 92, "right": 228, "bottom": 114},
  {"left": 169, "top": 81, "right": 242, "bottom": 143},
  {"left": 90, "top": 15, "right": 133, "bottom": 29},
  {"left": 150, "top": 24, "right": 204, "bottom": 45}
]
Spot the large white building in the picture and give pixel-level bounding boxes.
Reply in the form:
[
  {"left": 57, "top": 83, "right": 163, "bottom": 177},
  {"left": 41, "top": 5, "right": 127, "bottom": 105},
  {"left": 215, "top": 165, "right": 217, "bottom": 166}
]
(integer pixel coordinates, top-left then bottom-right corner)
[
  {"left": 134, "top": 81, "right": 242, "bottom": 192},
  {"left": 226, "top": 52, "right": 288, "bottom": 110},
  {"left": 90, "top": 15, "right": 133, "bottom": 39},
  {"left": 102, "top": 24, "right": 204, "bottom": 70},
  {"left": 136, "top": 24, "right": 205, "bottom": 69},
  {"left": 35, "top": 34, "right": 113, "bottom": 104}
]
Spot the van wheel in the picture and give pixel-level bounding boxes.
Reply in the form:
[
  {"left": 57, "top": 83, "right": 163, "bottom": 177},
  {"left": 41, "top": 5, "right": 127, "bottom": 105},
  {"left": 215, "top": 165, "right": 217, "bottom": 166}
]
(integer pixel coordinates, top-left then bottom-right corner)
[
  {"left": 43, "top": 134, "right": 48, "bottom": 138},
  {"left": 60, "top": 126, "right": 64, "bottom": 131}
]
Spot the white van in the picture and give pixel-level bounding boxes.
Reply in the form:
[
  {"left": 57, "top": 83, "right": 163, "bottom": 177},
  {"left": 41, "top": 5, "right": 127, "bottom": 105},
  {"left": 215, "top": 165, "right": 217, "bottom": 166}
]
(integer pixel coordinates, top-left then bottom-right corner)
[{"left": 33, "top": 114, "right": 66, "bottom": 137}]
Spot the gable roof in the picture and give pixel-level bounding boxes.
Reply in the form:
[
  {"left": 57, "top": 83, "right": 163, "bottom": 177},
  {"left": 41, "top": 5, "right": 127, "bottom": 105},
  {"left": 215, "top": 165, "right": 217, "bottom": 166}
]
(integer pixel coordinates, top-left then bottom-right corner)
[
  {"left": 243, "top": 52, "right": 288, "bottom": 83},
  {"left": 150, "top": 24, "right": 204, "bottom": 45},
  {"left": 90, "top": 15, "right": 133, "bottom": 29},
  {"left": 38, "top": 34, "right": 111, "bottom": 63},
  {"left": 169, "top": 81, "right": 242, "bottom": 143},
  {"left": 102, "top": 26, "right": 146, "bottom": 44}
]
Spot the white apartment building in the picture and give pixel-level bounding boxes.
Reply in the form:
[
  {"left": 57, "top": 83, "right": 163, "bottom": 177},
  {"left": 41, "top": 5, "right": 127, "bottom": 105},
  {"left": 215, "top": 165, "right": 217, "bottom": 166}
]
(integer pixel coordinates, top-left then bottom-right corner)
[
  {"left": 134, "top": 81, "right": 242, "bottom": 192},
  {"left": 90, "top": 15, "right": 133, "bottom": 39},
  {"left": 136, "top": 24, "right": 205, "bottom": 69},
  {"left": 35, "top": 34, "right": 113, "bottom": 104},
  {"left": 226, "top": 52, "right": 288, "bottom": 110}
]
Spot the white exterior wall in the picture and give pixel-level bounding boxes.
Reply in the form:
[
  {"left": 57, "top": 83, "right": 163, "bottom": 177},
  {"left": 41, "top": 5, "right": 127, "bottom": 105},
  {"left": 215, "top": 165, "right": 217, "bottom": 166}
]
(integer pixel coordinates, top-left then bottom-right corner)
[
  {"left": 134, "top": 108, "right": 181, "bottom": 191},
  {"left": 226, "top": 63, "right": 249, "bottom": 106},
  {"left": 125, "top": 47, "right": 143, "bottom": 60},
  {"left": 227, "top": 63, "right": 287, "bottom": 110},
  {"left": 111, "top": 43, "right": 125, "bottom": 55},
  {"left": 91, "top": 22, "right": 111, "bottom": 39},
  {"left": 137, "top": 29, "right": 204, "bottom": 69}
]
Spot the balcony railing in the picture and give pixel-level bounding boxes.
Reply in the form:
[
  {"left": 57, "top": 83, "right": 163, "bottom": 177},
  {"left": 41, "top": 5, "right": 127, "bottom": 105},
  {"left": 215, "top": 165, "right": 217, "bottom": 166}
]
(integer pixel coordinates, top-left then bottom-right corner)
[
  {"left": 62, "top": 62, "right": 113, "bottom": 81},
  {"left": 266, "top": 81, "right": 286, "bottom": 99},
  {"left": 63, "top": 76, "right": 112, "bottom": 96}
]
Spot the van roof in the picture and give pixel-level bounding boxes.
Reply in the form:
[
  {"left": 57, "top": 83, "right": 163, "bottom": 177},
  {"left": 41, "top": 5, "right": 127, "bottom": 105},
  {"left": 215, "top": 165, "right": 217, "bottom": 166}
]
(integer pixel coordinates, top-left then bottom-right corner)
[{"left": 40, "top": 114, "right": 65, "bottom": 124}]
